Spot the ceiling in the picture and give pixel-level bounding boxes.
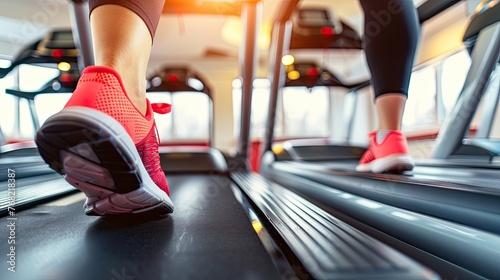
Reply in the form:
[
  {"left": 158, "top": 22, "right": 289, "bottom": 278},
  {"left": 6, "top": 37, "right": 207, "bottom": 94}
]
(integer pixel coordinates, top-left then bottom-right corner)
[
  {"left": 0, "top": 0, "right": 446, "bottom": 82},
  {"left": 0, "top": 0, "right": 428, "bottom": 57}
]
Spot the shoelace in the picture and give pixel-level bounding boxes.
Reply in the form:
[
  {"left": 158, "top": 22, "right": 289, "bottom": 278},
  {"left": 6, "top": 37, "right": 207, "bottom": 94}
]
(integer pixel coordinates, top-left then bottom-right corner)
[
  {"left": 151, "top": 103, "right": 172, "bottom": 114},
  {"left": 151, "top": 103, "right": 172, "bottom": 145}
]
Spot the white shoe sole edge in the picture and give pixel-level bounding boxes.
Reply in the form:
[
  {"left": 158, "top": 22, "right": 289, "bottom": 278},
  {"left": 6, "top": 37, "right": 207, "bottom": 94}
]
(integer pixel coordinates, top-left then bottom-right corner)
[
  {"left": 356, "top": 154, "right": 414, "bottom": 173},
  {"left": 35, "top": 106, "right": 174, "bottom": 216}
]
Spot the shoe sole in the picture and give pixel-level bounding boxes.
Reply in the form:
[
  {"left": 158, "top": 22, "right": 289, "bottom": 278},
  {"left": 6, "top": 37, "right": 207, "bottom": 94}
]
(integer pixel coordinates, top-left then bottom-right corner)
[
  {"left": 356, "top": 154, "right": 414, "bottom": 173},
  {"left": 35, "top": 107, "right": 174, "bottom": 216}
]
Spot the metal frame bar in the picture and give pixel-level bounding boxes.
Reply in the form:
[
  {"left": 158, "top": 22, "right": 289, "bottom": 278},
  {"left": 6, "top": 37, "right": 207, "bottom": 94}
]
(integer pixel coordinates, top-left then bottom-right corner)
[
  {"left": 346, "top": 90, "right": 360, "bottom": 143},
  {"left": 0, "top": 126, "right": 5, "bottom": 146},
  {"left": 436, "top": 63, "right": 446, "bottom": 122},
  {"left": 263, "top": 0, "right": 299, "bottom": 153},
  {"left": 68, "top": 0, "right": 94, "bottom": 71},
  {"left": 208, "top": 98, "right": 214, "bottom": 147},
  {"left": 14, "top": 68, "right": 21, "bottom": 138},
  {"left": 28, "top": 99, "right": 40, "bottom": 131},
  {"left": 327, "top": 87, "right": 335, "bottom": 139},
  {"left": 432, "top": 22, "right": 500, "bottom": 158},
  {"left": 475, "top": 63, "right": 500, "bottom": 138},
  {"left": 263, "top": 21, "right": 292, "bottom": 152},
  {"left": 235, "top": 1, "right": 261, "bottom": 162}
]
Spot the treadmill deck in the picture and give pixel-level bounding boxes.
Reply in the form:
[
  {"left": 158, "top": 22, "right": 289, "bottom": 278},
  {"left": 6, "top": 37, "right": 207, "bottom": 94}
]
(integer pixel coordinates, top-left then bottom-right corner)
[{"left": 0, "top": 174, "right": 281, "bottom": 280}]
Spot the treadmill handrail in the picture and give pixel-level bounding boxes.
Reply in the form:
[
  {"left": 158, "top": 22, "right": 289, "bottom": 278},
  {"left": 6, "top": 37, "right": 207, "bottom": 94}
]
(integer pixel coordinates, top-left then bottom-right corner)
[
  {"left": 5, "top": 83, "right": 75, "bottom": 99},
  {"left": 417, "top": 0, "right": 463, "bottom": 24}
]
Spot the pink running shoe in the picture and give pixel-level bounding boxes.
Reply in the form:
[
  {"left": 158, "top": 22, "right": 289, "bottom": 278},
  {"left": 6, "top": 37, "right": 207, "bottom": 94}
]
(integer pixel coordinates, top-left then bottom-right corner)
[
  {"left": 35, "top": 66, "right": 174, "bottom": 216},
  {"left": 356, "top": 130, "right": 414, "bottom": 173}
]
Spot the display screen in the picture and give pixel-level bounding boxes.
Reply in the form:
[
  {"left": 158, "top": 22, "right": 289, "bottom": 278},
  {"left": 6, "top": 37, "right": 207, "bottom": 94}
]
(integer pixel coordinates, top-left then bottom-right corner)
[
  {"left": 299, "top": 9, "right": 330, "bottom": 26},
  {"left": 300, "top": 10, "right": 328, "bottom": 20},
  {"left": 52, "top": 31, "right": 73, "bottom": 42}
]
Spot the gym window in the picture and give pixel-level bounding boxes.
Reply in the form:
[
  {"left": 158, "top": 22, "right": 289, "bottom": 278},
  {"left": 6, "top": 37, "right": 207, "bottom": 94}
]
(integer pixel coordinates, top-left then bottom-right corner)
[
  {"left": 403, "top": 66, "right": 438, "bottom": 131},
  {"left": 147, "top": 92, "right": 210, "bottom": 142},
  {"left": 279, "top": 86, "right": 330, "bottom": 138},
  {"left": 439, "top": 50, "right": 471, "bottom": 118},
  {"left": 0, "top": 64, "right": 61, "bottom": 140},
  {"left": 402, "top": 49, "right": 471, "bottom": 132},
  {"left": 232, "top": 78, "right": 330, "bottom": 139},
  {"left": 232, "top": 78, "right": 273, "bottom": 139},
  {"left": 0, "top": 73, "right": 16, "bottom": 139}
]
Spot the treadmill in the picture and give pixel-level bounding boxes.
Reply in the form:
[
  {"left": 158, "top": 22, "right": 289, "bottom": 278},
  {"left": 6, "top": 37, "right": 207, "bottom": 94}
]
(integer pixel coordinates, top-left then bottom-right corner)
[
  {"left": 0, "top": 28, "right": 79, "bottom": 161},
  {"left": 0, "top": 29, "right": 83, "bottom": 215},
  {"left": 0, "top": 69, "right": 81, "bottom": 215},
  {"left": 0, "top": 1, "right": 441, "bottom": 279},
  {"left": 260, "top": 0, "right": 500, "bottom": 279}
]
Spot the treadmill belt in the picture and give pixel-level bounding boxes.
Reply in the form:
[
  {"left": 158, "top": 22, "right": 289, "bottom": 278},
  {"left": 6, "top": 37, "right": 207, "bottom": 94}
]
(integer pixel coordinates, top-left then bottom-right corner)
[
  {"left": 0, "top": 174, "right": 281, "bottom": 280},
  {"left": 315, "top": 160, "right": 500, "bottom": 191},
  {"left": 268, "top": 160, "right": 500, "bottom": 234}
]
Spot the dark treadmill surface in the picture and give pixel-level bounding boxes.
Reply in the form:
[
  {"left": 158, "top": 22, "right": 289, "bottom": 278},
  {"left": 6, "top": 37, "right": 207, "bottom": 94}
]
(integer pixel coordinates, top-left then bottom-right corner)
[
  {"left": 268, "top": 159, "right": 500, "bottom": 233},
  {"left": 0, "top": 174, "right": 281, "bottom": 280},
  {"left": 293, "top": 159, "right": 500, "bottom": 193}
]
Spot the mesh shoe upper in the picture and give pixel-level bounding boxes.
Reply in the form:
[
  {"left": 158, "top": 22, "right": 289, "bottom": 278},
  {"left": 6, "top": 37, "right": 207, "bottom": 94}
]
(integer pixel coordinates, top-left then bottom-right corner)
[
  {"left": 359, "top": 130, "right": 410, "bottom": 165},
  {"left": 135, "top": 124, "right": 170, "bottom": 195},
  {"left": 64, "top": 66, "right": 170, "bottom": 195},
  {"left": 65, "top": 66, "right": 154, "bottom": 144}
]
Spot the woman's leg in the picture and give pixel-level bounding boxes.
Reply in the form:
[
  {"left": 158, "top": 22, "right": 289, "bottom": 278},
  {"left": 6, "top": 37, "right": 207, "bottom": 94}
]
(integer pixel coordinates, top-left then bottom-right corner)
[
  {"left": 376, "top": 94, "right": 407, "bottom": 130},
  {"left": 90, "top": 6, "right": 151, "bottom": 115},
  {"left": 36, "top": 0, "right": 175, "bottom": 216},
  {"left": 89, "top": 0, "right": 164, "bottom": 115},
  {"left": 357, "top": 0, "right": 420, "bottom": 173}
]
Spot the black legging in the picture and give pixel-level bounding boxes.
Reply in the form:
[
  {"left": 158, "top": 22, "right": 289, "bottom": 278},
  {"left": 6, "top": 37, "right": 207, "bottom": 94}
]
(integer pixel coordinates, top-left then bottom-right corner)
[
  {"left": 360, "top": 0, "right": 420, "bottom": 98},
  {"left": 89, "top": 0, "right": 420, "bottom": 99},
  {"left": 89, "top": 0, "right": 165, "bottom": 40}
]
